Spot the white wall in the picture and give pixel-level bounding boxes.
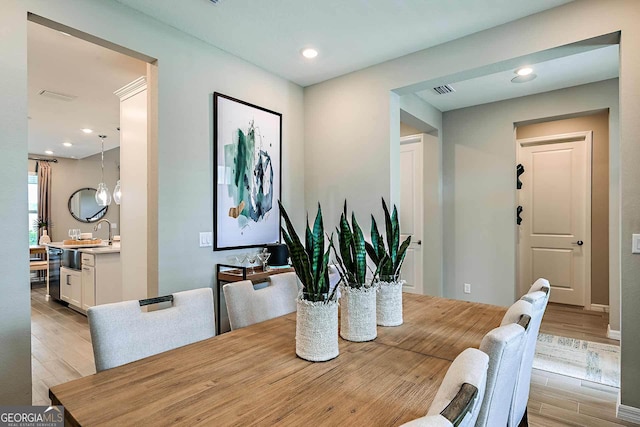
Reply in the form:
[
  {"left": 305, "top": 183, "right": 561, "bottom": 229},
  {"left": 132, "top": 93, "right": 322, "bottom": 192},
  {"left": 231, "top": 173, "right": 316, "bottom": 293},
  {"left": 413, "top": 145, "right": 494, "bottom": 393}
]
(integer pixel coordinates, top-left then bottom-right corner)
[
  {"left": 442, "top": 80, "right": 618, "bottom": 306},
  {"left": 2, "top": 0, "right": 304, "bottom": 404},
  {"left": 116, "top": 81, "right": 148, "bottom": 301},
  {"left": 28, "top": 149, "right": 121, "bottom": 242},
  {"left": 304, "top": 0, "right": 640, "bottom": 408},
  {"left": 0, "top": 1, "right": 31, "bottom": 405}
]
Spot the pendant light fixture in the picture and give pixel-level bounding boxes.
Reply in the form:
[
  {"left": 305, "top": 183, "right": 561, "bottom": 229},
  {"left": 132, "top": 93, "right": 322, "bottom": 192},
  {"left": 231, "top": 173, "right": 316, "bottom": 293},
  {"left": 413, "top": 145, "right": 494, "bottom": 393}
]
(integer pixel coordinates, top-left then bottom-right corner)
[
  {"left": 113, "top": 179, "right": 121, "bottom": 205},
  {"left": 95, "top": 135, "right": 112, "bottom": 206}
]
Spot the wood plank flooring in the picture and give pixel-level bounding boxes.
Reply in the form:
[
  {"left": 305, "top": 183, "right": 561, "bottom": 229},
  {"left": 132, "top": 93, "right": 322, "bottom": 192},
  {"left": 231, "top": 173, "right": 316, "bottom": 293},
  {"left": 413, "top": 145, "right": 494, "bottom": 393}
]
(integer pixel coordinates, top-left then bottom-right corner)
[
  {"left": 31, "top": 285, "right": 95, "bottom": 406},
  {"left": 31, "top": 287, "right": 633, "bottom": 425},
  {"left": 529, "top": 302, "right": 632, "bottom": 426}
]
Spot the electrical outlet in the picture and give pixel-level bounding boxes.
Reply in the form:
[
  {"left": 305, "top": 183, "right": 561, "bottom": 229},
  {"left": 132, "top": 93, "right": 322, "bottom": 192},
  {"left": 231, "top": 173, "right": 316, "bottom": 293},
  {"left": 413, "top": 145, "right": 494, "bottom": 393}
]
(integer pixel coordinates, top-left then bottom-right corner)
[
  {"left": 464, "top": 283, "right": 471, "bottom": 294},
  {"left": 199, "top": 232, "right": 213, "bottom": 248}
]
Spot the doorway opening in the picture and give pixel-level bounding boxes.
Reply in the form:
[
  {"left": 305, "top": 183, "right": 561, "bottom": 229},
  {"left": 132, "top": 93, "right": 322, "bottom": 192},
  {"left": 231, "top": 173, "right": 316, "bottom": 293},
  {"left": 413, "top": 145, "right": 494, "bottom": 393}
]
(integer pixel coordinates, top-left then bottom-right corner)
[
  {"left": 27, "top": 14, "right": 157, "bottom": 405},
  {"left": 516, "top": 110, "right": 610, "bottom": 311}
]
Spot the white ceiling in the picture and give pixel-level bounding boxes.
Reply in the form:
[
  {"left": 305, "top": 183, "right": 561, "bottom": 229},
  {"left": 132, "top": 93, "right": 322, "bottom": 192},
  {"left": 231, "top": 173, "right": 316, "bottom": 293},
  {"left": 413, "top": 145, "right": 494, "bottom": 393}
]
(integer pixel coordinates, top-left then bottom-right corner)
[
  {"left": 415, "top": 44, "right": 619, "bottom": 112},
  {"left": 28, "top": 21, "right": 146, "bottom": 159},
  {"left": 29, "top": 0, "right": 619, "bottom": 158},
  {"left": 114, "top": 0, "right": 573, "bottom": 87}
]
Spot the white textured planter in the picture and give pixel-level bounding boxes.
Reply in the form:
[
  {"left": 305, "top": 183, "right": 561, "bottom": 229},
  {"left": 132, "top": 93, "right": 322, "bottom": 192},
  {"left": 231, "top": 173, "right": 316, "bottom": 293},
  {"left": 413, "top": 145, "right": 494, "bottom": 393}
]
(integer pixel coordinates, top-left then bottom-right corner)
[
  {"left": 296, "top": 298, "right": 339, "bottom": 362},
  {"left": 339, "top": 284, "right": 377, "bottom": 342},
  {"left": 376, "top": 280, "right": 405, "bottom": 326}
]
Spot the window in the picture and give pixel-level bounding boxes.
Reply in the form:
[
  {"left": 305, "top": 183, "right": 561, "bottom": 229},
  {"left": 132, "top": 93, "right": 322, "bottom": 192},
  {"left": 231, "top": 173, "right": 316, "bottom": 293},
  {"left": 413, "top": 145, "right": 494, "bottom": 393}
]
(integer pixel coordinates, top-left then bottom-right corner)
[{"left": 28, "top": 173, "right": 38, "bottom": 245}]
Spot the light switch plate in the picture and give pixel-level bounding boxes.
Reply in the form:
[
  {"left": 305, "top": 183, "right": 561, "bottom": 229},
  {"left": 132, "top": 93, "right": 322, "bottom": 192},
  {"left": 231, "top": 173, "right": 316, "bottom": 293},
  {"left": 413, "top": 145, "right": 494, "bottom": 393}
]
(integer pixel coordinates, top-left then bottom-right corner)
[
  {"left": 200, "top": 232, "right": 213, "bottom": 248},
  {"left": 632, "top": 234, "right": 640, "bottom": 254}
]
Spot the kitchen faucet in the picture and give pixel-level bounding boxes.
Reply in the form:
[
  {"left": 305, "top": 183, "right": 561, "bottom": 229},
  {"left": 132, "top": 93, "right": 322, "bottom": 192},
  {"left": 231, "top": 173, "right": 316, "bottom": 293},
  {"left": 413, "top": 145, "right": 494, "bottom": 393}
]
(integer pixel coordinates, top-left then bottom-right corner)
[{"left": 94, "top": 219, "right": 113, "bottom": 244}]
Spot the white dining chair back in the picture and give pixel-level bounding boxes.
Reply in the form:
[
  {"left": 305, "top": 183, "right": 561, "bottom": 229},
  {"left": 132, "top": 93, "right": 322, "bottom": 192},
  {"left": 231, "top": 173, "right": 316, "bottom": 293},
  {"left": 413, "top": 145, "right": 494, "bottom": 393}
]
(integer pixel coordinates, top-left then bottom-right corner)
[
  {"left": 224, "top": 272, "right": 298, "bottom": 330},
  {"left": 508, "top": 278, "right": 551, "bottom": 426},
  {"left": 400, "top": 348, "right": 489, "bottom": 427},
  {"left": 476, "top": 300, "right": 532, "bottom": 427},
  {"left": 88, "top": 287, "right": 215, "bottom": 372}
]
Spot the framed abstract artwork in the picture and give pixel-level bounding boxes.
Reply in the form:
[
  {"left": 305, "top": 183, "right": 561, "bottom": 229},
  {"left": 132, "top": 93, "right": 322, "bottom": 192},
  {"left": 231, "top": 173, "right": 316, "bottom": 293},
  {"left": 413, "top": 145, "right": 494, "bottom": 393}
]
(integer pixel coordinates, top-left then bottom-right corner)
[{"left": 213, "top": 93, "right": 282, "bottom": 250}]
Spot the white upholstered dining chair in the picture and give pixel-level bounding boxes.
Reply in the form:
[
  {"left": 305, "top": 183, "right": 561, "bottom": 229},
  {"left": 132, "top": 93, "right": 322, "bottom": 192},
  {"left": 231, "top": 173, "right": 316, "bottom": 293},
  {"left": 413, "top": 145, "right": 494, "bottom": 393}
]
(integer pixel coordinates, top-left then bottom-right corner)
[
  {"left": 508, "top": 278, "right": 551, "bottom": 426},
  {"left": 475, "top": 299, "right": 532, "bottom": 427},
  {"left": 223, "top": 272, "right": 298, "bottom": 330},
  {"left": 401, "top": 348, "right": 489, "bottom": 427},
  {"left": 87, "top": 287, "right": 215, "bottom": 372}
]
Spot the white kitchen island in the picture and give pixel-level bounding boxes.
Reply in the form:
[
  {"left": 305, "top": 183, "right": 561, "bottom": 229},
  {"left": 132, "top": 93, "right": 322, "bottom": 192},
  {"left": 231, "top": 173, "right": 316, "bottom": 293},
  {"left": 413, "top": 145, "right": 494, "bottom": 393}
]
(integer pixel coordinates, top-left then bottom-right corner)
[{"left": 48, "top": 243, "right": 121, "bottom": 314}]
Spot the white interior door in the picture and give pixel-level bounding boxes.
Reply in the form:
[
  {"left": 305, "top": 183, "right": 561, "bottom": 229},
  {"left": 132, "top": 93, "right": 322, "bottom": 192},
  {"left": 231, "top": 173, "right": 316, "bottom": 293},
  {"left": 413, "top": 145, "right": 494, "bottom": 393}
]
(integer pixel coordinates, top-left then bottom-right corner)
[
  {"left": 518, "top": 132, "right": 591, "bottom": 306},
  {"left": 400, "top": 136, "right": 424, "bottom": 294}
]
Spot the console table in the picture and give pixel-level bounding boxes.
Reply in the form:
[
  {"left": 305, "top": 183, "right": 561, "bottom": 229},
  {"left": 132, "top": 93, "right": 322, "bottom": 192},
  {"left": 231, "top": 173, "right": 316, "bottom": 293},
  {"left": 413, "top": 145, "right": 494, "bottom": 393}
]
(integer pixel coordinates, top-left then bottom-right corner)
[{"left": 215, "top": 264, "right": 294, "bottom": 335}]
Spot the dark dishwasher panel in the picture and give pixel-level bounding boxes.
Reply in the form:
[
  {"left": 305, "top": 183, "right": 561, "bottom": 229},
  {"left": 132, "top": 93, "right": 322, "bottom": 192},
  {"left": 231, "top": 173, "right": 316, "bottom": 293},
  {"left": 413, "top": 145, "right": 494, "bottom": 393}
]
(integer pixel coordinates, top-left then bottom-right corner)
[
  {"left": 62, "top": 249, "right": 82, "bottom": 270},
  {"left": 47, "top": 247, "right": 63, "bottom": 301}
]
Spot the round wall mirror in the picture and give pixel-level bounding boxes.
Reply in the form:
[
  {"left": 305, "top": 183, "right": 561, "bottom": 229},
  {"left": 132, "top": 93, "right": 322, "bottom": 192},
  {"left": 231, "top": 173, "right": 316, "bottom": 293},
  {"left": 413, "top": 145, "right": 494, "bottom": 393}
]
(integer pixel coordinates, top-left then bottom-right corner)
[{"left": 68, "top": 188, "right": 108, "bottom": 223}]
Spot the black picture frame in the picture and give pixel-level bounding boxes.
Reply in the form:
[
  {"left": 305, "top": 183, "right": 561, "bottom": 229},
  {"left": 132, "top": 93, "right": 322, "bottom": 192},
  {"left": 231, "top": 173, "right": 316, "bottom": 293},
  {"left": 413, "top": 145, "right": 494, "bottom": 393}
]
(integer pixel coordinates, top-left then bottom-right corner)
[{"left": 213, "top": 92, "right": 282, "bottom": 251}]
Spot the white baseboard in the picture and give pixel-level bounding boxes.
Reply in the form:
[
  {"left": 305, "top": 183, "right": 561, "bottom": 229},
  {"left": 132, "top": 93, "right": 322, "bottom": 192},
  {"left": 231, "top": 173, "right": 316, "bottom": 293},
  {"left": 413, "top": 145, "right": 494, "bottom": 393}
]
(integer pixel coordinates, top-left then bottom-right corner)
[
  {"left": 607, "top": 324, "right": 621, "bottom": 341},
  {"left": 617, "top": 395, "right": 640, "bottom": 423},
  {"left": 590, "top": 304, "right": 609, "bottom": 313}
]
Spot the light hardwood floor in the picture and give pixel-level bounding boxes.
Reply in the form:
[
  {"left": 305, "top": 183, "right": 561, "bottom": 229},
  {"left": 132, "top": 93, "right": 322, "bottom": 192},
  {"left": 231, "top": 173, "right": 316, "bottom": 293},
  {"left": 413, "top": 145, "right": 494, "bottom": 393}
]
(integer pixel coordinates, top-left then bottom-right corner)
[
  {"left": 30, "top": 287, "right": 633, "bottom": 425},
  {"left": 31, "top": 285, "right": 95, "bottom": 406},
  {"left": 530, "top": 303, "right": 632, "bottom": 426}
]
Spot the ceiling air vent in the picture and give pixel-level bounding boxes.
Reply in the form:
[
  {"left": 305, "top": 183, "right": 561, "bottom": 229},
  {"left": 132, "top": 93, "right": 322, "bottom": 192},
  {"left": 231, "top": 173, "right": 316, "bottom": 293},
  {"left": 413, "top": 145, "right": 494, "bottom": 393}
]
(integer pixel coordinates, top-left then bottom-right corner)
[
  {"left": 38, "top": 90, "right": 77, "bottom": 102},
  {"left": 432, "top": 84, "right": 455, "bottom": 95}
]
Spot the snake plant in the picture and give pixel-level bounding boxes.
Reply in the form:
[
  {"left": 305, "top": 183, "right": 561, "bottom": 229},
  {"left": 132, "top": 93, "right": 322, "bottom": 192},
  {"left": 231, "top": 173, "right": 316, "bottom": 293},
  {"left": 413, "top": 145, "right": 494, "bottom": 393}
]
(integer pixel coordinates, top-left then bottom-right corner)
[
  {"left": 279, "top": 201, "right": 336, "bottom": 303},
  {"left": 331, "top": 201, "right": 369, "bottom": 289},
  {"left": 365, "top": 198, "right": 411, "bottom": 282}
]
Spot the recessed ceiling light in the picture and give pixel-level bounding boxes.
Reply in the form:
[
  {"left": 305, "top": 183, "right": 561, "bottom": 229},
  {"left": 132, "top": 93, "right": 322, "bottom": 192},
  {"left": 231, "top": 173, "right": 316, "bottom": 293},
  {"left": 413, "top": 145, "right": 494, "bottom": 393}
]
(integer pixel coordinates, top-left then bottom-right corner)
[
  {"left": 301, "top": 48, "right": 318, "bottom": 59},
  {"left": 44, "top": 150, "right": 54, "bottom": 155},
  {"left": 516, "top": 67, "right": 533, "bottom": 76},
  {"left": 82, "top": 128, "right": 93, "bottom": 134},
  {"left": 511, "top": 74, "right": 537, "bottom": 84},
  {"left": 63, "top": 142, "right": 73, "bottom": 147},
  {"left": 59, "top": 31, "right": 71, "bottom": 37}
]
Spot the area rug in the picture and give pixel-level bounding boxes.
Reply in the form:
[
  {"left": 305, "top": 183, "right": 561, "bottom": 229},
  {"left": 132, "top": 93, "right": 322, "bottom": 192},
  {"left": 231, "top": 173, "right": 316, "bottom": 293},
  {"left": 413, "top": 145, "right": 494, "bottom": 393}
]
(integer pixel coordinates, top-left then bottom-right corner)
[{"left": 533, "top": 333, "right": 620, "bottom": 387}]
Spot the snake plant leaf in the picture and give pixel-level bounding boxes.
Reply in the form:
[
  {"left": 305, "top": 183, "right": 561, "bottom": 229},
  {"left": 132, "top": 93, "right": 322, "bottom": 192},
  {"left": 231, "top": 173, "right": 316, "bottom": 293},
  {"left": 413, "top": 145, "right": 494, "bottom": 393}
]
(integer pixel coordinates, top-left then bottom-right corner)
[
  {"left": 351, "top": 212, "right": 367, "bottom": 285},
  {"left": 393, "top": 235, "right": 412, "bottom": 277},
  {"left": 370, "top": 215, "right": 387, "bottom": 260},
  {"left": 318, "top": 246, "right": 333, "bottom": 301},
  {"left": 281, "top": 226, "right": 313, "bottom": 292},
  {"left": 391, "top": 204, "right": 400, "bottom": 261},
  {"left": 338, "top": 213, "right": 354, "bottom": 275},
  {"left": 382, "top": 198, "right": 397, "bottom": 262},
  {"left": 370, "top": 215, "right": 381, "bottom": 257},
  {"left": 305, "top": 213, "right": 314, "bottom": 262},
  {"left": 365, "top": 241, "right": 379, "bottom": 265},
  {"left": 311, "top": 204, "right": 325, "bottom": 286},
  {"left": 279, "top": 201, "right": 314, "bottom": 295}
]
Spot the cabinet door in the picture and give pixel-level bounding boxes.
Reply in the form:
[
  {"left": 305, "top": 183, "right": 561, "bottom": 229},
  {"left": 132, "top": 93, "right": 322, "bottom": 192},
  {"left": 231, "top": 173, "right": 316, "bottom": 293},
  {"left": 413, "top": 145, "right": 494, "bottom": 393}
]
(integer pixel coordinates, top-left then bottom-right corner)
[
  {"left": 60, "top": 267, "right": 72, "bottom": 303},
  {"left": 82, "top": 266, "right": 95, "bottom": 311},
  {"left": 69, "top": 270, "right": 82, "bottom": 309}
]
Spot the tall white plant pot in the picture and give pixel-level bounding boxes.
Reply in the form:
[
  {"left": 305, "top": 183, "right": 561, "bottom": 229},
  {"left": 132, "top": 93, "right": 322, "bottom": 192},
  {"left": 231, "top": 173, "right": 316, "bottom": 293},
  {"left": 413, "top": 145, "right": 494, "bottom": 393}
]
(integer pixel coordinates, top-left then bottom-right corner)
[
  {"left": 376, "top": 280, "right": 404, "bottom": 326},
  {"left": 296, "top": 298, "right": 339, "bottom": 362},
  {"left": 340, "top": 284, "right": 377, "bottom": 342}
]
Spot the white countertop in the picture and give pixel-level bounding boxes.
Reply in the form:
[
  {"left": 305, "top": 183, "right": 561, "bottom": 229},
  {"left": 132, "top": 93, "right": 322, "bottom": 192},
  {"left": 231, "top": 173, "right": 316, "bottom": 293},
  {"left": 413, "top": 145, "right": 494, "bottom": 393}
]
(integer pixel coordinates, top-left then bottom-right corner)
[
  {"left": 79, "top": 246, "right": 120, "bottom": 254},
  {"left": 46, "top": 242, "right": 120, "bottom": 253}
]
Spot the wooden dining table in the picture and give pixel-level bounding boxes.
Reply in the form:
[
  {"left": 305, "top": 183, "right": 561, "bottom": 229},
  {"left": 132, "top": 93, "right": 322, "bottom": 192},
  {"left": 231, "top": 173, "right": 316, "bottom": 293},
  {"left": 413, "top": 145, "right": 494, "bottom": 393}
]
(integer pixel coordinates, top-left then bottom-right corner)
[{"left": 49, "top": 294, "right": 505, "bottom": 426}]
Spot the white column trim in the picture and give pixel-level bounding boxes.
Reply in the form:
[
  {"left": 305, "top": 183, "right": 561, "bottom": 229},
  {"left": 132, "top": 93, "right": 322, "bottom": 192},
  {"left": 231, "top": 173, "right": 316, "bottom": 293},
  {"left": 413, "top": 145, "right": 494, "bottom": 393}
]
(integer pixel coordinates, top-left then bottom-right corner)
[
  {"left": 607, "top": 324, "right": 621, "bottom": 340},
  {"left": 114, "top": 76, "right": 147, "bottom": 101},
  {"left": 590, "top": 304, "right": 609, "bottom": 313}
]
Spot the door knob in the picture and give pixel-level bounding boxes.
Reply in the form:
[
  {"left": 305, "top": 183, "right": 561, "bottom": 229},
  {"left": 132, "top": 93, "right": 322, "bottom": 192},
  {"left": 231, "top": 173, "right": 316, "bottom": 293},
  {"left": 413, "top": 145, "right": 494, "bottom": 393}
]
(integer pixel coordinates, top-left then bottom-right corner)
[
  {"left": 571, "top": 240, "right": 584, "bottom": 246},
  {"left": 416, "top": 240, "right": 422, "bottom": 245}
]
